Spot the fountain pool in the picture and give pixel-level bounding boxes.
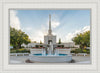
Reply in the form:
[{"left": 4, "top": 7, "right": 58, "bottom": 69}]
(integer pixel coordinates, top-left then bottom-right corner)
[
  {"left": 29, "top": 42, "right": 72, "bottom": 63},
  {"left": 33, "top": 53, "right": 67, "bottom": 56},
  {"left": 29, "top": 54, "right": 72, "bottom": 63}
]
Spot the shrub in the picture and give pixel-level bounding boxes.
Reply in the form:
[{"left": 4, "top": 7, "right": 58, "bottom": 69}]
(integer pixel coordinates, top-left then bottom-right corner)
[
  {"left": 35, "top": 45, "right": 39, "bottom": 48},
  {"left": 10, "top": 48, "right": 30, "bottom": 53},
  {"left": 57, "top": 45, "right": 61, "bottom": 47},
  {"left": 21, "top": 46, "right": 25, "bottom": 48},
  {"left": 82, "top": 49, "right": 87, "bottom": 53},
  {"left": 71, "top": 48, "right": 90, "bottom": 54},
  {"left": 10, "top": 50, "right": 16, "bottom": 53},
  {"left": 61, "top": 45, "right": 64, "bottom": 48},
  {"left": 40, "top": 45, "right": 43, "bottom": 47},
  {"left": 71, "top": 50, "right": 75, "bottom": 53}
]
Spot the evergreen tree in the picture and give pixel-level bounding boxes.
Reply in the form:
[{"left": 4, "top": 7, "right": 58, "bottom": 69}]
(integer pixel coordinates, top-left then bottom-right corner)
[
  {"left": 40, "top": 40, "right": 42, "bottom": 44},
  {"left": 58, "top": 38, "right": 61, "bottom": 44}
]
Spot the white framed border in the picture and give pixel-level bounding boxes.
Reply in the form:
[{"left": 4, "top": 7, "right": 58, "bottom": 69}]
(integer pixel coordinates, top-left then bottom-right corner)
[{"left": 0, "top": 0, "right": 100, "bottom": 73}]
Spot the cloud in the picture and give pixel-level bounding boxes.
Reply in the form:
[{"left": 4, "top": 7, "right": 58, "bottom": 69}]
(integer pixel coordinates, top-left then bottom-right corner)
[
  {"left": 52, "top": 32, "right": 57, "bottom": 35},
  {"left": 65, "top": 26, "right": 90, "bottom": 42},
  {"left": 47, "top": 14, "right": 60, "bottom": 29},
  {"left": 10, "top": 10, "right": 21, "bottom": 30},
  {"left": 23, "top": 27, "right": 32, "bottom": 31},
  {"left": 27, "top": 25, "right": 48, "bottom": 43},
  {"left": 28, "top": 20, "right": 59, "bottom": 42},
  {"left": 51, "top": 21, "right": 60, "bottom": 28},
  {"left": 82, "top": 26, "right": 90, "bottom": 32},
  {"left": 29, "top": 30, "right": 44, "bottom": 43}
]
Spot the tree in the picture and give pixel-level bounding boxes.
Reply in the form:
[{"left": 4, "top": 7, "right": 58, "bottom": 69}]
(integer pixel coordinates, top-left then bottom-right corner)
[
  {"left": 33, "top": 41, "right": 37, "bottom": 43},
  {"left": 40, "top": 40, "right": 42, "bottom": 44},
  {"left": 72, "top": 31, "right": 90, "bottom": 50},
  {"left": 10, "top": 27, "right": 31, "bottom": 49},
  {"left": 58, "top": 38, "right": 61, "bottom": 44}
]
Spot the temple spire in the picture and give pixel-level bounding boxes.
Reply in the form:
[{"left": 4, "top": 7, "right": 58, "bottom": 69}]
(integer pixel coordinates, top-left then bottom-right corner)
[{"left": 48, "top": 14, "right": 52, "bottom": 35}]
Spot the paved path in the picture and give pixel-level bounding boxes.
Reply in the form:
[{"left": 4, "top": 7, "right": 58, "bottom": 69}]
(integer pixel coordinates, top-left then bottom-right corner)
[
  {"left": 10, "top": 55, "right": 90, "bottom": 64},
  {"left": 72, "top": 56, "right": 90, "bottom": 63}
]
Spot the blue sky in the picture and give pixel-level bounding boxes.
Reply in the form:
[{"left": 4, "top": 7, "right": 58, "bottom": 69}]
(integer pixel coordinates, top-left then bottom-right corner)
[{"left": 10, "top": 10, "right": 90, "bottom": 43}]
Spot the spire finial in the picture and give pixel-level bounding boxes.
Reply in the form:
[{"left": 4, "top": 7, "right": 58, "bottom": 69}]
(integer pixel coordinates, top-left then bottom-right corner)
[
  {"left": 49, "top": 14, "right": 51, "bottom": 30},
  {"left": 48, "top": 14, "right": 52, "bottom": 35}
]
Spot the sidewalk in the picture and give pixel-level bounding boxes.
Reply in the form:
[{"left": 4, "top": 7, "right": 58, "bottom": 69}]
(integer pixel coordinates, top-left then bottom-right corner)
[{"left": 10, "top": 55, "right": 90, "bottom": 64}]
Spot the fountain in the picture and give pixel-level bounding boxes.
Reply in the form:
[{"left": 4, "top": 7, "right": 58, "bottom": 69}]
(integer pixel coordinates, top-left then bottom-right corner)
[
  {"left": 29, "top": 41, "right": 72, "bottom": 63},
  {"left": 29, "top": 15, "right": 72, "bottom": 63}
]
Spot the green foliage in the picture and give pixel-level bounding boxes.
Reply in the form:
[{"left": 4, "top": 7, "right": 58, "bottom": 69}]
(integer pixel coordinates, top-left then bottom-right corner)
[
  {"left": 75, "top": 49, "right": 82, "bottom": 54},
  {"left": 71, "top": 49, "right": 82, "bottom": 54},
  {"left": 10, "top": 50, "right": 16, "bottom": 53},
  {"left": 57, "top": 45, "right": 64, "bottom": 48},
  {"left": 40, "top": 45, "right": 43, "bottom": 47},
  {"left": 71, "top": 48, "right": 90, "bottom": 54},
  {"left": 10, "top": 27, "right": 31, "bottom": 49},
  {"left": 21, "top": 46, "right": 25, "bottom": 48},
  {"left": 33, "top": 41, "right": 37, "bottom": 43},
  {"left": 71, "top": 50, "right": 75, "bottom": 53},
  {"left": 40, "top": 40, "right": 42, "bottom": 44},
  {"left": 58, "top": 38, "right": 61, "bottom": 44},
  {"left": 57, "top": 45, "right": 61, "bottom": 47},
  {"left": 10, "top": 48, "right": 30, "bottom": 53},
  {"left": 72, "top": 31, "right": 90, "bottom": 50},
  {"left": 61, "top": 45, "right": 64, "bottom": 48},
  {"left": 35, "top": 45, "right": 39, "bottom": 48},
  {"left": 82, "top": 49, "right": 90, "bottom": 54}
]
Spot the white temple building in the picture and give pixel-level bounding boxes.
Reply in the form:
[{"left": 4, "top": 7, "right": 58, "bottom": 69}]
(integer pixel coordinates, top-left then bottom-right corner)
[
  {"left": 21, "top": 14, "right": 79, "bottom": 51},
  {"left": 44, "top": 14, "right": 56, "bottom": 44}
]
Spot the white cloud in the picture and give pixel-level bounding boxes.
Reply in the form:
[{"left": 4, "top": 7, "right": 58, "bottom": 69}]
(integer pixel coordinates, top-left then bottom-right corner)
[
  {"left": 51, "top": 21, "right": 60, "bottom": 28},
  {"left": 52, "top": 32, "right": 57, "bottom": 35},
  {"left": 65, "top": 26, "right": 90, "bottom": 42},
  {"left": 23, "top": 27, "right": 32, "bottom": 31},
  {"left": 10, "top": 10, "right": 21, "bottom": 30},
  {"left": 82, "top": 26, "right": 90, "bottom": 32},
  {"left": 28, "top": 20, "right": 59, "bottom": 42},
  {"left": 47, "top": 14, "right": 60, "bottom": 29},
  {"left": 29, "top": 30, "right": 44, "bottom": 43},
  {"left": 28, "top": 25, "right": 48, "bottom": 43},
  {"left": 28, "top": 23, "right": 59, "bottom": 42}
]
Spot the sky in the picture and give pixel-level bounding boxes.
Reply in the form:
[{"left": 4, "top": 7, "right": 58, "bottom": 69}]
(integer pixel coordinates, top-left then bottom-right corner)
[{"left": 10, "top": 10, "right": 90, "bottom": 43}]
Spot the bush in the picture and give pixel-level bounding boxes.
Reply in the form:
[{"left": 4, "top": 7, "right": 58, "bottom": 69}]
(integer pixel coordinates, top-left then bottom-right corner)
[
  {"left": 10, "top": 50, "right": 16, "bottom": 53},
  {"left": 87, "top": 50, "right": 90, "bottom": 54},
  {"left": 61, "top": 45, "right": 64, "bottom": 48},
  {"left": 40, "top": 45, "right": 43, "bottom": 47},
  {"left": 72, "top": 48, "right": 82, "bottom": 54},
  {"left": 10, "top": 48, "right": 30, "bottom": 53},
  {"left": 57, "top": 45, "right": 61, "bottom": 47},
  {"left": 71, "top": 50, "right": 75, "bottom": 53},
  {"left": 21, "top": 46, "right": 25, "bottom": 48},
  {"left": 82, "top": 49, "right": 87, "bottom": 53},
  {"left": 35, "top": 45, "right": 39, "bottom": 48},
  {"left": 71, "top": 48, "right": 90, "bottom": 54},
  {"left": 74, "top": 49, "right": 79, "bottom": 54}
]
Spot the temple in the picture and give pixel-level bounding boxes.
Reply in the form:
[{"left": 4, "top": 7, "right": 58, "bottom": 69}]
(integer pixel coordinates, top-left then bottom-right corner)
[
  {"left": 21, "top": 15, "right": 79, "bottom": 51},
  {"left": 44, "top": 14, "right": 56, "bottom": 44}
]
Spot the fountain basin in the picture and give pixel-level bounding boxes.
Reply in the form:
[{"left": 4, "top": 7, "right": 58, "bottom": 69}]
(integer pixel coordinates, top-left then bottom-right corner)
[{"left": 29, "top": 54, "right": 72, "bottom": 63}]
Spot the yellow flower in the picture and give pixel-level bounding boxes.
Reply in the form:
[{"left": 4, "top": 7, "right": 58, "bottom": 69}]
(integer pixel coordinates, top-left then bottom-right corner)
[
  {"left": 84, "top": 46, "right": 86, "bottom": 49},
  {"left": 18, "top": 48, "right": 24, "bottom": 51}
]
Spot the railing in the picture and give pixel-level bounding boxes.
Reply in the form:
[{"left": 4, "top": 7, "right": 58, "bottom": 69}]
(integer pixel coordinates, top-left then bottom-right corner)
[
  {"left": 10, "top": 53, "right": 88, "bottom": 56},
  {"left": 71, "top": 53, "right": 88, "bottom": 56},
  {"left": 78, "top": 53, "right": 88, "bottom": 56},
  {"left": 10, "top": 53, "right": 29, "bottom": 56}
]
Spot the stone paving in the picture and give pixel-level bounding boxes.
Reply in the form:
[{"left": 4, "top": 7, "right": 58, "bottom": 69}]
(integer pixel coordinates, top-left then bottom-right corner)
[{"left": 10, "top": 55, "right": 90, "bottom": 64}]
